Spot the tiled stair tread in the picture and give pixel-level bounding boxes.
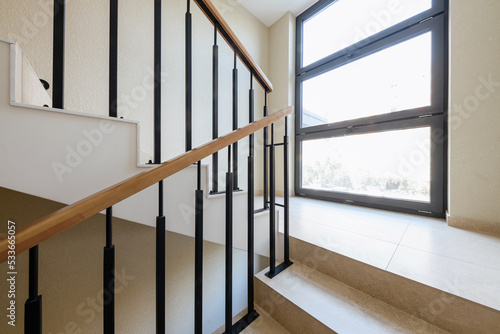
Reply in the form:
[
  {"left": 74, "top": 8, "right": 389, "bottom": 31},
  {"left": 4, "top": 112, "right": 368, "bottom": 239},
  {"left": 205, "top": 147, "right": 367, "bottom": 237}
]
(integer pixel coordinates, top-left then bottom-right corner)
[
  {"left": 256, "top": 262, "right": 450, "bottom": 334},
  {"left": 212, "top": 305, "right": 290, "bottom": 334},
  {"left": 242, "top": 305, "right": 291, "bottom": 334}
]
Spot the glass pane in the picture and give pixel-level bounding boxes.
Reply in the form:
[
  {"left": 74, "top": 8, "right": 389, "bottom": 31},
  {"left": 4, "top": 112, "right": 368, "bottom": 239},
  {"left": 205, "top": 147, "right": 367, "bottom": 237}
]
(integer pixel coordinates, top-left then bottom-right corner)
[
  {"left": 302, "top": 32, "right": 431, "bottom": 128},
  {"left": 303, "top": 0, "right": 432, "bottom": 66},
  {"left": 301, "top": 127, "right": 431, "bottom": 202}
]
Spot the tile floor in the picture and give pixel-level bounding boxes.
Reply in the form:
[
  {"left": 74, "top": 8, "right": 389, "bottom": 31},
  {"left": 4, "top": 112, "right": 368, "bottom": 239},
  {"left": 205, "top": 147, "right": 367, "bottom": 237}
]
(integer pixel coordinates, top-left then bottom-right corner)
[{"left": 275, "top": 196, "right": 500, "bottom": 311}]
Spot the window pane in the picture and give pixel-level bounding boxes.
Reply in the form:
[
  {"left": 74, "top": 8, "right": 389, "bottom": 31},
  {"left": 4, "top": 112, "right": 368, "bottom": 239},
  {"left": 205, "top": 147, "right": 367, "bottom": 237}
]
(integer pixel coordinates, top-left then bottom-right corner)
[
  {"left": 303, "top": 0, "right": 432, "bottom": 66},
  {"left": 302, "top": 32, "right": 431, "bottom": 128},
  {"left": 301, "top": 127, "right": 431, "bottom": 202}
]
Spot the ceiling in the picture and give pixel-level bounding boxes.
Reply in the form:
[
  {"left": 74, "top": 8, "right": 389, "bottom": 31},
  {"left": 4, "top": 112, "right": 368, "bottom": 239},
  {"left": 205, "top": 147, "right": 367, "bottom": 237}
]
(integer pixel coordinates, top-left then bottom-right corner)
[{"left": 239, "top": 0, "right": 318, "bottom": 27}]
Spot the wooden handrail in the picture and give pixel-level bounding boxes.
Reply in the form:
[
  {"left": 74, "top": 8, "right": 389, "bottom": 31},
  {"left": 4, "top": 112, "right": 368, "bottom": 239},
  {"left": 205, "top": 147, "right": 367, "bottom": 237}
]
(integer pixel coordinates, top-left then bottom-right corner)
[
  {"left": 0, "top": 107, "right": 292, "bottom": 263},
  {"left": 194, "top": 0, "right": 273, "bottom": 92}
]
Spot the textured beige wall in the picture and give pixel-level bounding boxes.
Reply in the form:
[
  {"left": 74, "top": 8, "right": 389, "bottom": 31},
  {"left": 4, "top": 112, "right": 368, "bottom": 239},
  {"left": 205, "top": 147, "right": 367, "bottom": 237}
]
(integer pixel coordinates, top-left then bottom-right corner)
[
  {"left": 0, "top": 187, "right": 267, "bottom": 333},
  {"left": 268, "top": 12, "right": 295, "bottom": 196},
  {"left": 268, "top": 12, "right": 295, "bottom": 114},
  {"left": 448, "top": 0, "right": 500, "bottom": 225},
  {"left": 0, "top": 0, "right": 269, "bottom": 184}
]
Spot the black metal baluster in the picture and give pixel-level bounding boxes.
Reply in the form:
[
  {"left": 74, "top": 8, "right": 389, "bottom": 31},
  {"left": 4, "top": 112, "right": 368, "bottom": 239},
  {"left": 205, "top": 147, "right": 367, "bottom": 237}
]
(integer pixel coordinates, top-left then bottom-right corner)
[
  {"left": 52, "top": 0, "right": 65, "bottom": 109},
  {"left": 263, "top": 93, "right": 269, "bottom": 209},
  {"left": 247, "top": 73, "right": 259, "bottom": 322},
  {"left": 249, "top": 73, "right": 254, "bottom": 157},
  {"left": 283, "top": 117, "right": 292, "bottom": 266},
  {"left": 104, "top": 1, "right": 118, "bottom": 331},
  {"left": 186, "top": 0, "right": 192, "bottom": 152},
  {"left": 155, "top": 1, "right": 165, "bottom": 332},
  {"left": 25, "top": 246, "right": 42, "bottom": 334},
  {"left": 103, "top": 208, "right": 115, "bottom": 334},
  {"left": 232, "top": 52, "right": 239, "bottom": 190},
  {"left": 156, "top": 182, "right": 166, "bottom": 334},
  {"left": 228, "top": 74, "right": 259, "bottom": 334},
  {"left": 195, "top": 161, "right": 203, "bottom": 334},
  {"left": 109, "top": 0, "right": 118, "bottom": 118},
  {"left": 225, "top": 148, "right": 233, "bottom": 334},
  {"left": 211, "top": 25, "right": 219, "bottom": 194},
  {"left": 266, "top": 124, "right": 276, "bottom": 278},
  {"left": 154, "top": 0, "right": 162, "bottom": 162},
  {"left": 247, "top": 73, "right": 255, "bottom": 314}
]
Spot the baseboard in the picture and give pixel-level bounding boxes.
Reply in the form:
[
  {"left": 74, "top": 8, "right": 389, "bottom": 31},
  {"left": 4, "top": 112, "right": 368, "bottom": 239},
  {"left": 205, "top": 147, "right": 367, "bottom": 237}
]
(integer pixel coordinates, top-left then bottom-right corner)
[{"left": 447, "top": 212, "right": 500, "bottom": 236}]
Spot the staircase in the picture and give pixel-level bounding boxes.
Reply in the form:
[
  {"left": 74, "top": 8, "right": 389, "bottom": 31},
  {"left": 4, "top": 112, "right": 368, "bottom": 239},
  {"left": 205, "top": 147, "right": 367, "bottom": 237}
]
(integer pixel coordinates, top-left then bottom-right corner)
[
  {"left": 1, "top": 0, "right": 293, "bottom": 332},
  {"left": 255, "top": 262, "right": 448, "bottom": 334},
  {"left": 2, "top": 1, "right": 499, "bottom": 334}
]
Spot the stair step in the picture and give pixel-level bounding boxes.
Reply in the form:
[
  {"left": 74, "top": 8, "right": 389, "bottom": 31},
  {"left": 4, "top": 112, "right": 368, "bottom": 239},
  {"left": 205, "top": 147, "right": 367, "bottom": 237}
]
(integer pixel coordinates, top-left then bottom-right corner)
[
  {"left": 255, "top": 261, "right": 450, "bottom": 334},
  {"left": 246, "top": 305, "right": 291, "bottom": 334},
  {"left": 290, "top": 237, "right": 500, "bottom": 334},
  {"left": 212, "top": 305, "right": 290, "bottom": 334}
]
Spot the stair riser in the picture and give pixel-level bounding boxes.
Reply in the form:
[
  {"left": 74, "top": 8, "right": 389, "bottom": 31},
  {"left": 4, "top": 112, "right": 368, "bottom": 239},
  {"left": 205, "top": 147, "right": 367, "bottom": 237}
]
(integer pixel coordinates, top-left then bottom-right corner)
[
  {"left": 290, "top": 237, "right": 500, "bottom": 334},
  {"left": 255, "top": 277, "right": 336, "bottom": 334}
]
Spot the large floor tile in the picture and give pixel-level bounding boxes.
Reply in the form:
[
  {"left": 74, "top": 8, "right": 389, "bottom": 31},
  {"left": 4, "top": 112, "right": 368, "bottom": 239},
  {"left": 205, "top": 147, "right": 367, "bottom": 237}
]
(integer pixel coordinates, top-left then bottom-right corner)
[
  {"left": 290, "top": 217, "right": 398, "bottom": 269},
  {"left": 387, "top": 245, "right": 500, "bottom": 310},
  {"left": 400, "top": 223, "right": 500, "bottom": 270},
  {"left": 289, "top": 197, "right": 411, "bottom": 244}
]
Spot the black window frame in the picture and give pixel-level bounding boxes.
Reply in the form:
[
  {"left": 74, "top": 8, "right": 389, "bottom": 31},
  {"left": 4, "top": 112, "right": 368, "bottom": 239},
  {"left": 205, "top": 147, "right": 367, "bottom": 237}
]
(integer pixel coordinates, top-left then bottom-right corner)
[{"left": 295, "top": 0, "right": 448, "bottom": 217}]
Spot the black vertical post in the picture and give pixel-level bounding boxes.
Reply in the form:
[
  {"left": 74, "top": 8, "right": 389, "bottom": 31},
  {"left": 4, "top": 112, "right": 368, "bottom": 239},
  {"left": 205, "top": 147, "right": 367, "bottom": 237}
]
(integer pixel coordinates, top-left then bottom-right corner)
[
  {"left": 154, "top": 0, "right": 162, "bottom": 162},
  {"left": 266, "top": 124, "right": 276, "bottom": 277},
  {"left": 155, "top": 1, "right": 165, "bottom": 332},
  {"left": 52, "top": 0, "right": 65, "bottom": 109},
  {"left": 249, "top": 73, "right": 254, "bottom": 154},
  {"left": 195, "top": 160, "right": 203, "bottom": 334},
  {"left": 263, "top": 93, "right": 269, "bottom": 209},
  {"left": 211, "top": 26, "right": 219, "bottom": 194},
  {"left": 25, "top": 246, "right": 42, "bottom": 334},
  {"left": 109, "top": 0, "right": 118, "bottom": 118},
  {"left": 247, "top": 73, "right": 256, "bottom": 314},
  {"left": 232, "top": 52, "right": 239, "bottom": 190},
  {"left": 186, "top": 0, "right": 192, "bottom": 152},
  {"left": 225, "top": 148, "right": 233, "bottom": 334},
  {"left": 105, "top": 2, "right": 118, "bottom": 330},
  {"left": 284, "top": 117, "right": 291, "bottom": 265},
  {"left": 156, "top": 182, "right": 166, "bottom": 334},
  {"left": 103, "top": 208, "right": 115, "bottom": 334}
]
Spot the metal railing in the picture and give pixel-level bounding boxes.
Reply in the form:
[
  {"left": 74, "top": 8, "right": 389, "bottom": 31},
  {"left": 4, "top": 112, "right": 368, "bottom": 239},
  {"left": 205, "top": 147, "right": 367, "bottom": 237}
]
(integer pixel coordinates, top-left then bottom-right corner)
[{"left": 0, "top": 1, "right": 293, "bottom": 333}]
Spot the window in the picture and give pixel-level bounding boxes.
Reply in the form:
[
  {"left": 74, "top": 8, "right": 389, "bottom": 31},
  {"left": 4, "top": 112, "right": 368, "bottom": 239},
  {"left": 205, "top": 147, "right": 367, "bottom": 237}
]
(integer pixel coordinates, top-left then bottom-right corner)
[{"left": 295, "top": 0, "right": 448, "bottom": 217}]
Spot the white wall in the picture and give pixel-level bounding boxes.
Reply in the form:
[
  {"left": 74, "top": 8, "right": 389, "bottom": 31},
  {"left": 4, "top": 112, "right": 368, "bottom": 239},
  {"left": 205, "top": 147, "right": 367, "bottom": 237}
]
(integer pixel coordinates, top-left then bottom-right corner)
[
  {"left": 0, "top": 0, "right": 54, "bottom": 97},
  {"left": 448, "top": 0, "right": 500, "bottom": 231},
  {"left": 0, "top": 0, "right": 270, "bottom": 193},
  {"left": 12, "top": 43, "right": 51, "bottom": 107}
]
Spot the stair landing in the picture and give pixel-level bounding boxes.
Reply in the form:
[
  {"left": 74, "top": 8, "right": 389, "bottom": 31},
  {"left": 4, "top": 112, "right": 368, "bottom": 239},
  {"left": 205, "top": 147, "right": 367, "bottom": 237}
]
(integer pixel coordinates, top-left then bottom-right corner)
[
  {"left": 282, "top": 196, "right": 500, "bottom": 312},
  {"left": 270, "top": 196, "right": 500, "bottom": 334}
]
